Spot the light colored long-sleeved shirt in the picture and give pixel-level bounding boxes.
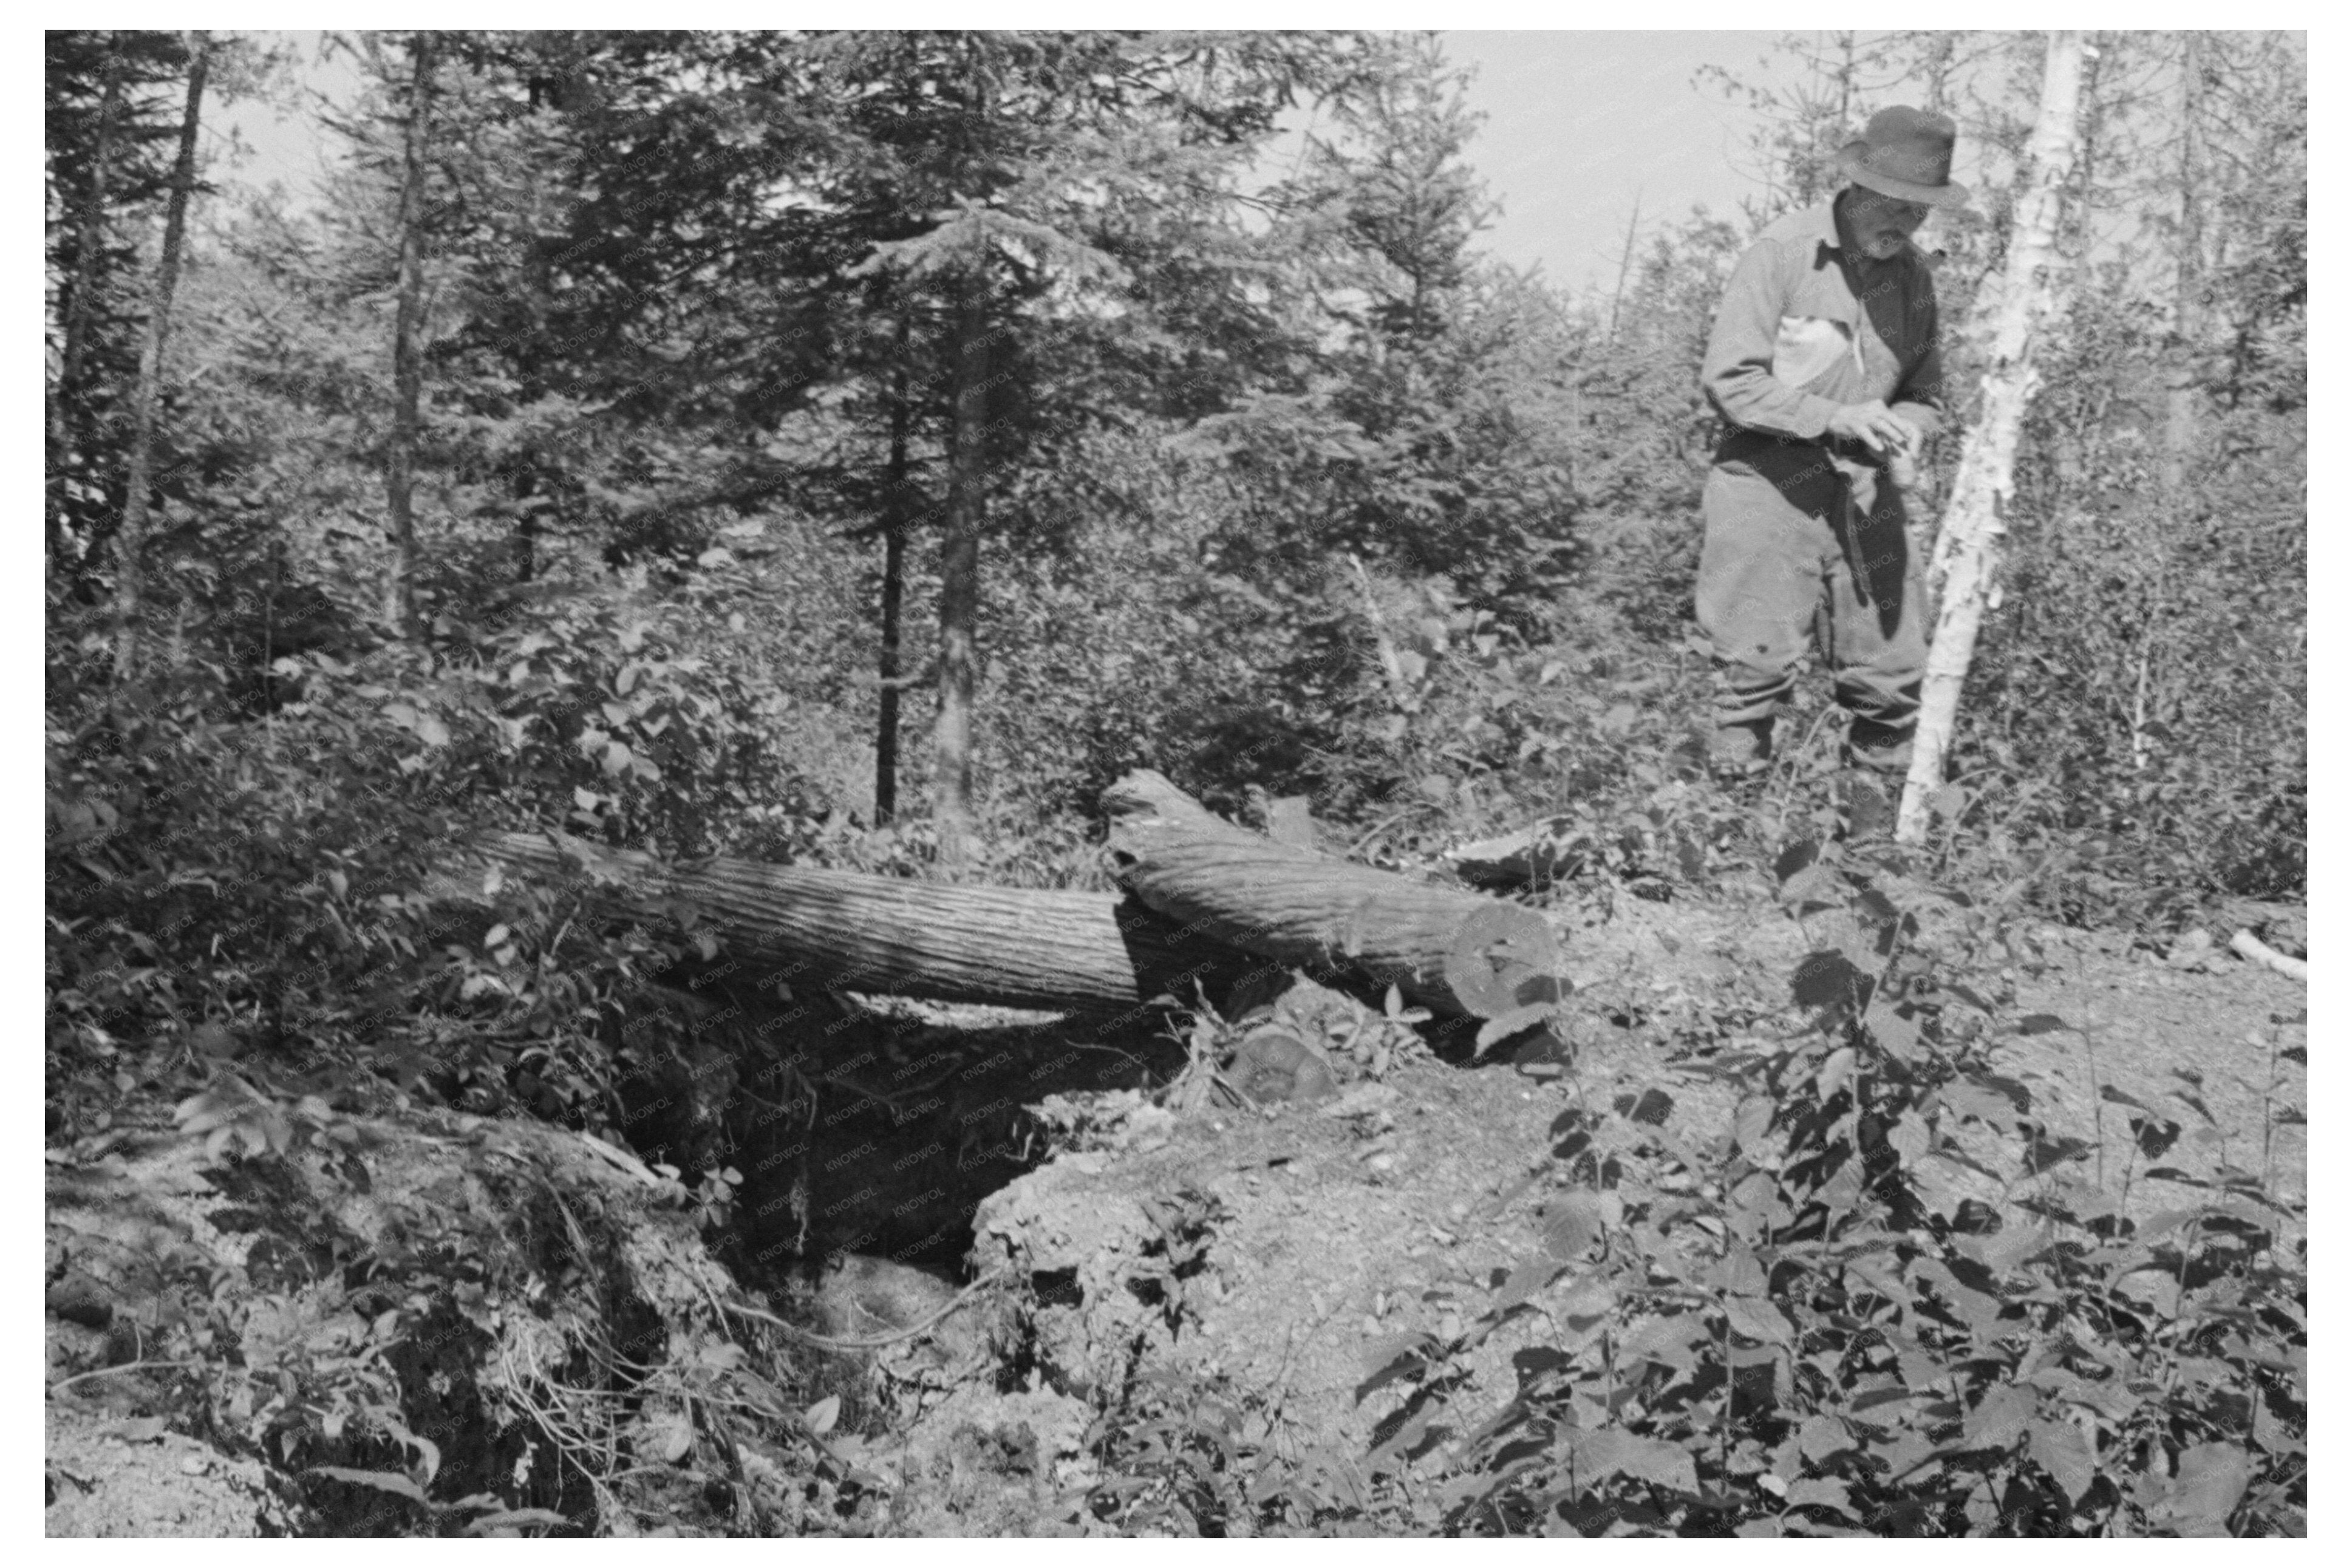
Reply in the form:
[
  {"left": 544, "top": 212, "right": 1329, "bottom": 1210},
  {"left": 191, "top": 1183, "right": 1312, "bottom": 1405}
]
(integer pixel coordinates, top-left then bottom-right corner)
[{"left": 1700, "top": 196, "right": 1947, "bottom": 456}]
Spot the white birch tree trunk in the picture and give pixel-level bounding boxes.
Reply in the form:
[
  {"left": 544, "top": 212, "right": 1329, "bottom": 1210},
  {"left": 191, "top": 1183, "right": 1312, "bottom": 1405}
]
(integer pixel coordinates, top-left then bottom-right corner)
[{"left": 1897, "top": 31, "right": 2091, "bottom": 844}]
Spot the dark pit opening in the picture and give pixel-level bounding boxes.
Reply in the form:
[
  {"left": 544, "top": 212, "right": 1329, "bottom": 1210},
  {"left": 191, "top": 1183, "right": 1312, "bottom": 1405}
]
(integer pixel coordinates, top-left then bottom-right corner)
[{"left": 607, "top": 973, "right": 1190, "bottom": 1292}]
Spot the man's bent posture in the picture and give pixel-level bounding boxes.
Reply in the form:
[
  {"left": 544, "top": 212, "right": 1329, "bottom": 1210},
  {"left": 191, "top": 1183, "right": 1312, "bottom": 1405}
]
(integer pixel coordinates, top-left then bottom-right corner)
[{"left": 1696, "top": 105, "right": 1970, "bottom": 780}]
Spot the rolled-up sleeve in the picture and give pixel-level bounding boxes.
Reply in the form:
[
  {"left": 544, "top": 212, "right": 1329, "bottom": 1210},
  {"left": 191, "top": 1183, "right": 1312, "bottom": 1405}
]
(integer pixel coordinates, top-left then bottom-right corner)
[{"left": 1699, "top": 239, "right": 1842, "bottom": 441}]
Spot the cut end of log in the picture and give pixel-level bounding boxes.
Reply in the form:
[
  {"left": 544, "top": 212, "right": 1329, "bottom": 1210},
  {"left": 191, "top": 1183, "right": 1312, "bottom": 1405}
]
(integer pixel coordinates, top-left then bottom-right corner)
[{"left": 1441, "top": 901, "right": 1564, "bottom": 1015}]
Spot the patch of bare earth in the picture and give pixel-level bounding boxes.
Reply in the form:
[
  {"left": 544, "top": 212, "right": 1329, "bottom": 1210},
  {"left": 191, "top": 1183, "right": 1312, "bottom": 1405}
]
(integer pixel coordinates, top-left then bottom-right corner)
[{"left": 883, "top": 877, "right": 2302, "bottom": 1531}]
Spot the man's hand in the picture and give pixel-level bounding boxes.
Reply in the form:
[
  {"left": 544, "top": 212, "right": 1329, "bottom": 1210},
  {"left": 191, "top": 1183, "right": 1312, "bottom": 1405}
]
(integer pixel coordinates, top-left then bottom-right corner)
[{"left": 1825, "top": 399, "right": 1917, "bottom": 457}]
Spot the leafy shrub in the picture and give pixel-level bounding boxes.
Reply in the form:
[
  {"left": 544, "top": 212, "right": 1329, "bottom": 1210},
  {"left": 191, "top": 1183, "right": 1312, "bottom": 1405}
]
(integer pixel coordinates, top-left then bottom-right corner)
[
  {"left": 1357, "top": 839, "right": 2306, "bottom": 1537},
  {"left": 44, "top": 561, "right": 810, "bottom": 1139}
]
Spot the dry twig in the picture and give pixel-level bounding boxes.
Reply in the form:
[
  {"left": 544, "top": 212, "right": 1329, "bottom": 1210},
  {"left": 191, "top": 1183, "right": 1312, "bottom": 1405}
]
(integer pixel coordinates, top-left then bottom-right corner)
[
  {"left": 723, "top": 1270, "right": 1006, "bottom": 1352},
  {"left": 2229, "top": 929, "right": 2308, "bottom": 983}
]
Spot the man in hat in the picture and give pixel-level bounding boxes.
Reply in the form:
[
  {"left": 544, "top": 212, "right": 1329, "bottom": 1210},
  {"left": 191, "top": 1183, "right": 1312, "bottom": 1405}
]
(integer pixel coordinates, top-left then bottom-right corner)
[{"left": 1694, "top": 105, "right": 1971, "bottom": 785}]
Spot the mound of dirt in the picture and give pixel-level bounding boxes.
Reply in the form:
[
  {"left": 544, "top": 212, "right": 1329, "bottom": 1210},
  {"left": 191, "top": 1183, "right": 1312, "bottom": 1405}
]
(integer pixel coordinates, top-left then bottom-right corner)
[{"left": 969, "top": 1057, "right": 1596, "bottom": 1456}]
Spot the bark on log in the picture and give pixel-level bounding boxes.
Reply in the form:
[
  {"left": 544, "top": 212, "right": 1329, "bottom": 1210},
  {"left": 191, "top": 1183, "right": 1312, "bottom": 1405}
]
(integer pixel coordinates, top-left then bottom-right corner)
[
  {"left": 474, "top": 831, "right": 1253, "bottom": 1017},
  {"left": 1100, "top": 770, "right": 1561, "bottom": 1018}
]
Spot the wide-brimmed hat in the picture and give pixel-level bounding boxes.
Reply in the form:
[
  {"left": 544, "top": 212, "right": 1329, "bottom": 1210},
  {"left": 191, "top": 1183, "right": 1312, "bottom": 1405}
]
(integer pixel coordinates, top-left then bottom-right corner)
[{"left": 1836, "top": 106, "right": 1971, "bottom": 209}]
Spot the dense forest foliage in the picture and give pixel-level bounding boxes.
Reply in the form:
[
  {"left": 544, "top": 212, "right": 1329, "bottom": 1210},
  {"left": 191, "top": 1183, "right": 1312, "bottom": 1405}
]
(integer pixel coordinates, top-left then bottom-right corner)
[
  {"left": 47, "top": 27, "right": 2303, "bottom": 1076},
  {"left": 45, "top": 29, "right": 2305, "bottom": 1538}
]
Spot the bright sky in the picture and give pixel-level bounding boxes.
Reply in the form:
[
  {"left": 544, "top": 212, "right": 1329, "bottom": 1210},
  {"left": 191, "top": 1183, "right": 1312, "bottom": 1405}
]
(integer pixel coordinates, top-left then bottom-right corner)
[
  {"left": 210, "top": 32, "right": 358, "bottom": 213},
  {"left": 211, "top": 30, "right": 1824, "bottom": 298},
  {"left": 1443, "top": 30, "right": 1782, "bottom": 295}
]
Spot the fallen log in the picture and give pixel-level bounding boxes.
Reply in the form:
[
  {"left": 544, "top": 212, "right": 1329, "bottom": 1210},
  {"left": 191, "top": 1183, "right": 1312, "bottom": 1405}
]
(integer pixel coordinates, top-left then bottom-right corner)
[
  {"left": 1100, "top": 770, "right": 1562, "bottom": 1018},
  {"left": 474, "top": 830, "right": 1254, "bottom": 1017}
]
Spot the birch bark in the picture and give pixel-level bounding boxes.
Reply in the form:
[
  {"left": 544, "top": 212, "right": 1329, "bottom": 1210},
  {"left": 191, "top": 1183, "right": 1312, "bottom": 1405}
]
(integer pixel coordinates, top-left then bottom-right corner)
[{"left": 1897, "top": 32, "right": 2091, "bottom": 844}]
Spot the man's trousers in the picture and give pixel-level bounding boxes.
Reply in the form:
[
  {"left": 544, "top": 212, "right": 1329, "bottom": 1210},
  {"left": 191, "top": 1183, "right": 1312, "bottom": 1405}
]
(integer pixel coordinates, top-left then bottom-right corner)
[{"left": 1695, "top": 442, "right": 1926, "bottom": 775}]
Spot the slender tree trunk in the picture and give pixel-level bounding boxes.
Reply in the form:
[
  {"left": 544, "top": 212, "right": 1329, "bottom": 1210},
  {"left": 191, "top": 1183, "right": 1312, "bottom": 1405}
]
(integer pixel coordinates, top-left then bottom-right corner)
[
  {"left": 932, "top": 38, "right": 987, "bottom": 867},
  {"left": 1833, "top": 33, "right": 1855, "bottom": 134},
  {"left": 2159, "top": 30, "right": 2204, "bottom": 494},
  {"left": 1921, "top": 30, "right": 1957, "bottom": 117},
  {"left": 384, "top": 30, "right": 438, "bottom": 640},
  {"left": 50, "top": 38, "right": 125, "bottom": 579},
  {"left": 933, "top": 282, "right": 987, "bottom": 868},
  {"left": 875, "top": 310, "right": 913, "bottom": 826},
  {"left": 1606, "top": 189, "right": 1642, "bottom": 347},
  {"left": 1897, "top": 31, "right": 2090, "bottom": 844},
  {"left": 511, "top": 123, "right": 555, "bottom": 585},
  {"left": 109, "top": 33, "right": 210, "bottom": 687}
]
